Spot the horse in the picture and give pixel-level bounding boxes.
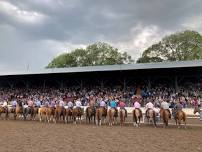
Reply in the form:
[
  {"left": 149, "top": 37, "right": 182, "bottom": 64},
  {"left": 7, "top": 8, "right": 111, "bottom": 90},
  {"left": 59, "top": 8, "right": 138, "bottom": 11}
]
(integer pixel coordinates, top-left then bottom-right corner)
[
  {"left": 14, "top": 104, "right": 23, "bottom": 120},
  {"left": 194, "top": 106, "right": 201, "bottom": 114},
  {"left": 172, "top": 109, "right": 187, "bottom": 129},
  {"left": 133, "top": 108, "right": 142, "bottom": 127},
  {"left": 108, "top": 108, "right": 118, "bottom": 126},
  {"left": 65, "top": 107, "right": 73, "bottom": 123},
  {"left": 85, "top": 106, "right": 96, "bottom": 124},
  {"left": 160, "top": 108, "right": 171, "bottom": 128},
  {"left": 146, "top": 109, "right": 157, "bottom": 127},
  {"left": 0, "top": 106, "right": 9, "bottom": 120},
  {"left": 72, "top": 107, "right": 83, "bottom": 124},
  {"left": 193, "top": 106, "right": 202, "bottom": 120},
  {"left": 22, "top": 106, "right": 38, "bottom": 120},
  {"left": 96, "top": 107, "right": 107, "bottom": 126},
  {"left": 38, "top": 106, "right": 48, "bottom": 122},
  {"left": 30, "top": 106, "right": 39, "bottom": 121},
  {"left": 46, "top": 107, "right": 55, "bottom": 123},
  {"left": 119, "top": 108, "right": 126, "bottom": 126},
  {"left": 54, "top": 105, "right": 66, "bottom": 123}
]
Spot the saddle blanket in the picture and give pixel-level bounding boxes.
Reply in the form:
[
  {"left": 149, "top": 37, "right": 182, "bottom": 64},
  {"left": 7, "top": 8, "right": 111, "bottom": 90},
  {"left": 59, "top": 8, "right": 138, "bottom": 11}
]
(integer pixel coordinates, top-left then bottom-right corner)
[
  {"left": 64, "top": 106, "right": 69, "bottom": 109},
  {"left": 23, "top": 105, "right": 28, "bottom": 108}
]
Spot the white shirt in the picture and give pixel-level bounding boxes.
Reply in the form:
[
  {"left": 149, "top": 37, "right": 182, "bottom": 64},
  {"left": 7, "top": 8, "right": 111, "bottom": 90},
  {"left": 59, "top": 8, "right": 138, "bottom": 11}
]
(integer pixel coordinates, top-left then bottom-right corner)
[
  {"left": 59, "top": 100, "right": 64, "bottom": 107},
  {"left": 2, "top": 101, "right": 7, "bottom": 107},
  {"left": 67, "top": 101, "right": 73, "bottom": 108},
  {"left": 75, "top": 100, "right": 82, "bottom": 107},
  {"left": 145, "top": 102, "right": 154, "bottom": 109},
  {"left": 161, "top": 101, "right": 169, "bottom": 109}
]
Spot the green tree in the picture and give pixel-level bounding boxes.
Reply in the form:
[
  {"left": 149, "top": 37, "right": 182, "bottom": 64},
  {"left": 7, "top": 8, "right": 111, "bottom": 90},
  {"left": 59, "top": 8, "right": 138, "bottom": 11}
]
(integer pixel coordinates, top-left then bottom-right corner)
[
  {"left": 46, "top": 42, "right": 134, "bottom": 68},
  {"left": 137, "top": 30, "right": 202, "bottom": 63}
]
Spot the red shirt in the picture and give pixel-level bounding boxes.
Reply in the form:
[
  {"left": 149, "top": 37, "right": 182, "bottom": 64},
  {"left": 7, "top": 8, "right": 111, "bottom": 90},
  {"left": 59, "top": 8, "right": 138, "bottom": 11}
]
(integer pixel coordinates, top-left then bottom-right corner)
[{"left": 119, "top": 101, "right": 126, "bottom": 108}]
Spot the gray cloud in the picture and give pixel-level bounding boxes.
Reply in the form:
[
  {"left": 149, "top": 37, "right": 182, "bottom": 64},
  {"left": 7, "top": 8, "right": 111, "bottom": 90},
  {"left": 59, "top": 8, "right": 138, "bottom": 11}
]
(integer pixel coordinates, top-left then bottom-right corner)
[{"left": 0, "top": 0, "right": 202, "bottom": 71}]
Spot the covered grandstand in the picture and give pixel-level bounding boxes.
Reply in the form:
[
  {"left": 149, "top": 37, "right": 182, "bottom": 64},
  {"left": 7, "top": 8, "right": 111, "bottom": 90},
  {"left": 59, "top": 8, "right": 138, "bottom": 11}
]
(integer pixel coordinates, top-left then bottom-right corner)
[{"left": 0, "top": 60, "right": 201, "bottom": 90}]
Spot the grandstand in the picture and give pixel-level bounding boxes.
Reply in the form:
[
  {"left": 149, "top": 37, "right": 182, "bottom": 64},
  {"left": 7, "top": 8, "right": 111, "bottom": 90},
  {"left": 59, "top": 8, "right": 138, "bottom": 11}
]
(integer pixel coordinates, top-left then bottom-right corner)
[{"left": 0, "top": 60, "right": 202, "bottom": 90}]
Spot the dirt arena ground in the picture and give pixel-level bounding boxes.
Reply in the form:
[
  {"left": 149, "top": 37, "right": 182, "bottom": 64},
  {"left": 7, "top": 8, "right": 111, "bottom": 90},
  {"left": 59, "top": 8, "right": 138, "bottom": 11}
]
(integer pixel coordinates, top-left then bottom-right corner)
[{"left": 0, "top": 117, "right": 202, "bottom": 152}]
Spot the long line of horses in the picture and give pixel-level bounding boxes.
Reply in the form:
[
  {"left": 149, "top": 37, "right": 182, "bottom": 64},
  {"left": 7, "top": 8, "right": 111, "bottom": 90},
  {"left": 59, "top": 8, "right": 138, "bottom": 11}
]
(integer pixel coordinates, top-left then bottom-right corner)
[{"left": 0, "top": 105, "right": 198, "bottom": 128}]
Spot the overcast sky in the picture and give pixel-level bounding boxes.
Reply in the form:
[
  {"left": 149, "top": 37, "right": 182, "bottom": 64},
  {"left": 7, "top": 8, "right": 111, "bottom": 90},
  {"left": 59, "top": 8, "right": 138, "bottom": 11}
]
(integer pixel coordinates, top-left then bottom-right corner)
[{"left": 0, "top": 0, "right": 202, "bottom": 71}]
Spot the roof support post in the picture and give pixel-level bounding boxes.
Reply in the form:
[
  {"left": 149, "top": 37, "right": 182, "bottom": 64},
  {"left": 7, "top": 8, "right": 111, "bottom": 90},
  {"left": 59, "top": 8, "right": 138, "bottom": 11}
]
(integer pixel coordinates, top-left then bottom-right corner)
[
  {"left": 101, "top": 80, "right": 104, "bottom": 89},
  {"left": 80, "top": 80, "right": 83, "bottom": 90},
  {"left": 7, "top": 81, "right": 14, "bottom": 89},
  {"left": 123, "top": 78, "right": 126, "bottom": 92},
  {"left": 148, "top": 77, "right": 151, "bottom": 90},
  {"left": 175, "top": 76, "right": 178, "bottom": 93},
  {"left": 43, "top": 80, "right": 46, "bottom": 90},
  {"left": 60, "top": 80, "right": 64, "bottom": 89}
]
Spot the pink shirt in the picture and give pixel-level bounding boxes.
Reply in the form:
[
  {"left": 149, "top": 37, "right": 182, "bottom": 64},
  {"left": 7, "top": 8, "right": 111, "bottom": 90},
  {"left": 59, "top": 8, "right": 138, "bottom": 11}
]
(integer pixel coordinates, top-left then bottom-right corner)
[
  {"left": 119, "top": 102, "right": 126, "bottom": 108},
  {"left": 28, "top": 100, "right": 34, "bottom": 107},
  {"left": 133, "top": 101, "right": 141, "bottom": 109}
]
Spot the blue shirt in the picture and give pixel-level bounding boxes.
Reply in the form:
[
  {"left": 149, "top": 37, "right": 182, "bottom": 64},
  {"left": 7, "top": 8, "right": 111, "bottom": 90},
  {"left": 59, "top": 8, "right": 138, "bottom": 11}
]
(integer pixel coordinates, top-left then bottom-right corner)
[
  {"left": 12, "top": 100, "right": 17, "bottom": 106},
  {"left": 36, "top": 100, "right": 41, "bottom": 107},
  {"left": 110, "top": 100, "right": 117, "bottom": 108}
]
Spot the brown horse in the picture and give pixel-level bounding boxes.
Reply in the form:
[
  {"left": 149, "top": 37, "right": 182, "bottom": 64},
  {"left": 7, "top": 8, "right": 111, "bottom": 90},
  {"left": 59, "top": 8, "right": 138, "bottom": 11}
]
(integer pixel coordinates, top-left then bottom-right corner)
[
  {"left": 172, "top": 109, "right": 187, "bottom": 129},
  {"left": 146, "top": 109, "right": 157, "bottom": 127},
  {"left": 108, "top": 108, "right": 118, "bottom": 126},
  {"left": 86, "top": 107, "right": 96, "bottom": 124},
  {"left": 65, "top": 108, "right": 73, "bottom": 123},
  {"left": 96, "top": 107, "right": 107, "bottom": 126},
  {"left": 14, "top": 104, "right": 23, "bottom": 120},
  {"left": 30, "top": 107, "right": 39, "bottom": 121},
  {"left": 160, "top": 109, "right": 171, "bottom": 128},
  {"left": 72, "top": 107, "right": 83, "bottom": 124},
  {"left": 119, "top": 108, "right": 126, "bottom": 126},
  {"left": 0, "top": 106, "right": 9, "bottom": 120},
  {"left": 54, "top": 105, "right": 65, "bottom": 123},
  {"left": 38, "top": 107, "right": 47, "bottom": 122},
  {"left": 46, "top": 107, "right": 55, "bottom": 123},
  {"left": 133, "top": 108, "right": 142, "bottom": 127}
]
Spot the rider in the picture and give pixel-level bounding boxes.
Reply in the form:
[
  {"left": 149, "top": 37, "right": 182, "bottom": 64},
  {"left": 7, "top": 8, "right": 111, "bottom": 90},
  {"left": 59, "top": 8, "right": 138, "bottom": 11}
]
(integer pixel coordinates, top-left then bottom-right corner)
[
  {"left": 28, "top": 98, "right": 34, "bottom": 112},
  {"left": 2, "top": 99, "right": 8, "bottom": 112},
  {"left": 118, "top": 100, "right": 127, "bottom": 117},
  {"left": 145, "top": 99, "right": 154, "bottom": 117},
  {"left": 133, "top": 97, "right": 141, "bottom": 109},
  {"left": 172, "top": 99, "right": 183, "bottom": 119},
  {"left": 11, "top": 99, "right": 17, "bottom": 108},
  {"left": 67, "top": 100, "right": 74, "bottom": 109},
  {"left": 109, "top": 97, "right": 118, "bottom": 116},
  {"left": 161, "top": 99, "right": 171, "bottom": 118},
  {"left": 75, "top": 98, "right": 83, "bottom": 113},
  {"left": 35, "top": 98, "right": 41, "bottom": 108},
  {"left": 50, "top": 98, "right": 56, "bottom": 109}
]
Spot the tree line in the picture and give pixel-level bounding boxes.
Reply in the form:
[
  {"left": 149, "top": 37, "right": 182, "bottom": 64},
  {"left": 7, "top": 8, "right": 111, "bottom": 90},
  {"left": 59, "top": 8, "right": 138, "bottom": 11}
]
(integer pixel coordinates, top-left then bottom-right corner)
[{"left": 47, "top": 30, "right": 202, "bottom": 68}]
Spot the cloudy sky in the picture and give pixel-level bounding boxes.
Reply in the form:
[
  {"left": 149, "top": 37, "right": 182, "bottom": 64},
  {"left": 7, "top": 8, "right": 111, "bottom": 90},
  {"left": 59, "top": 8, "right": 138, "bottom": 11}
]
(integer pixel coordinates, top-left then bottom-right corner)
[{"left": 0, "top": 0, "right": 202, "bottom": 71}]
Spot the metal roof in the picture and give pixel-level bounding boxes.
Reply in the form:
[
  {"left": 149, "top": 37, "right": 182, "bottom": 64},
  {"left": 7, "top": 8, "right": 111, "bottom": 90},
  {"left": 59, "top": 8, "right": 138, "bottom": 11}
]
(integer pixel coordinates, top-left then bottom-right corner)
[{"left": 1, "top": 60, "right": 202, "bottom": 76}]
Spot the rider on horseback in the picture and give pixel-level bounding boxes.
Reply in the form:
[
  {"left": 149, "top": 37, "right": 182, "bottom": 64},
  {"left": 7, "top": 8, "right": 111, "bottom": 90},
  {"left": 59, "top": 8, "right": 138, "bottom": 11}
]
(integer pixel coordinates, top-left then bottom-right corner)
[
  {"left": 75, "top": 98, "right": 83, "bottom": 114},
  {"left": 145, "top": 99, "right": 154, "bottom": 118},
  {"left": 109, "top": 98, "right": 118, "bottom": 117},
  {"left": 11, "top": 99, "right": 17, "bottom": 108},
  {"left": 161, "top": 100, "right": 171, "bottom": 118},
  {"left": 118, "top": 100, "right": 127, "bottom": 117},
  {"left": 2, "top": 99, "right": 8, "bottom": 113},
  {"left": 67, "top": 100, "right": 73, "bottom": 109},
  {"left": 172, "top": 99, "right": 183, "bottom": 119}
]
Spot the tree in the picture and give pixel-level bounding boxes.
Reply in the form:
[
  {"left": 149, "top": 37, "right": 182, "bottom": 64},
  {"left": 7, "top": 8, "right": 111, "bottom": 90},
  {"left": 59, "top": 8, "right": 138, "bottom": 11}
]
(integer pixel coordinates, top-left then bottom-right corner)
[
  {"left": 137, "top": 30, "right": 202, "bottom": 63},
  {"left": 46, "top": 42, "right": 134, "bottom": 68}
]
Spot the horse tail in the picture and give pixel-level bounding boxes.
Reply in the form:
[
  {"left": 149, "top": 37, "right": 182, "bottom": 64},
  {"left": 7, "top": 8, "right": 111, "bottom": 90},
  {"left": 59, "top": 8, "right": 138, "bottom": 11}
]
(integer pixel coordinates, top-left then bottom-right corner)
[
  {"left": 120, "top": 109, "right": 123, "bottom": 122},
  {"left": 182, "top": 111, "right": 186, "bottom": 122},
  {"left": 153, "top": 110, "right": 157, "bottom": 126}
]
